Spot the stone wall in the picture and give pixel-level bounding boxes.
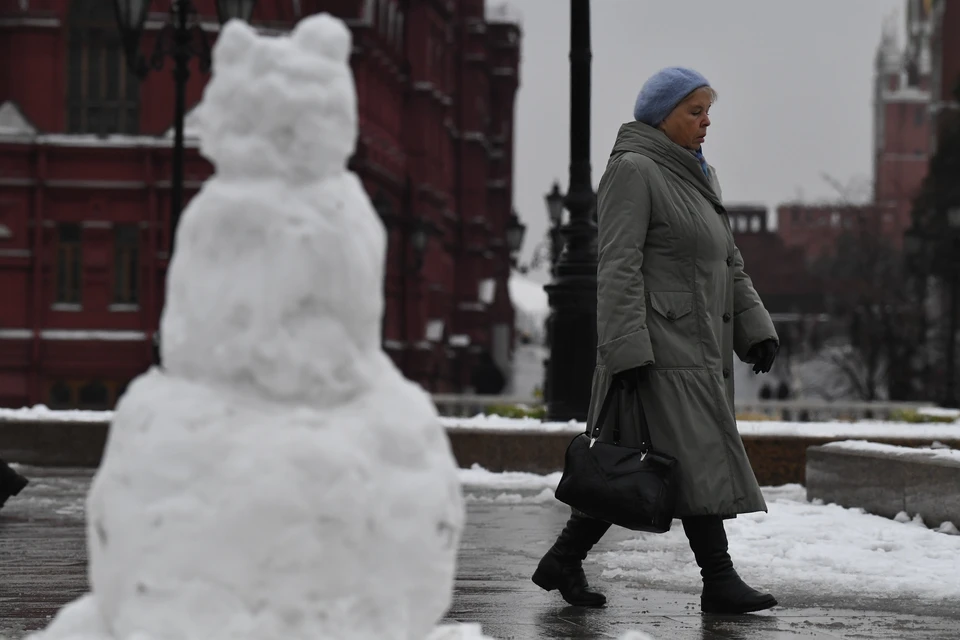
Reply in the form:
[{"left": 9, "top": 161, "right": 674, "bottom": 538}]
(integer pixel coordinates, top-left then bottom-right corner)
[{"left": 4, "top": 419, "right": 959, "bottom": 489}]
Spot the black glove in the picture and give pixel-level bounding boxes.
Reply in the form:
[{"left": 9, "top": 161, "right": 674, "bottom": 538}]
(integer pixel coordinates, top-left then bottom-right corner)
[{"left": 746, "top": 339, "right": 778, "bottom": 374}]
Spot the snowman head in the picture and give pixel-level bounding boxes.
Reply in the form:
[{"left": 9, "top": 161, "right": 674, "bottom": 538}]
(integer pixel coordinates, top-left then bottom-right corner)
[
  {"left": 196, "top": 15, "right": 357, "bottom": 185},
  {"left": 159, "top": 15, "right": 387, "bottom": 405}
]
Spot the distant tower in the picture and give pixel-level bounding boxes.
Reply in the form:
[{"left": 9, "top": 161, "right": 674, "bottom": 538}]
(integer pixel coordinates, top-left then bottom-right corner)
[{"left": 872, "top": 2, "right": 932, "bottom": 231}]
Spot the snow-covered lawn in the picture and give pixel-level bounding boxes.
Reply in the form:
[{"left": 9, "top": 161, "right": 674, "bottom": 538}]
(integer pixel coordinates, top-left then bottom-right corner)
[{"left": 458, "top": 466, "right": 960, "bottom": 603}]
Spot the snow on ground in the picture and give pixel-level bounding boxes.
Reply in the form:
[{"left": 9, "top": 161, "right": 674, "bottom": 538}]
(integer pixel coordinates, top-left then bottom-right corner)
[
  {"left": 6, "top": 403, "right": 960, "bottom": 443},
  {"left": 459, "top": 468, "right": 960, "bottom": 602},
  {"left": 823, "top": 439, "right": 960, "bottom": 462},
  {"left": 918, "top": 407, "right": 960, "bottom": 419},
  {"left": 441, "top": 414, "right": 960, "bottom": 440},
  {"left": 0, "top": 405, "right": 116, "bottom": 423},
  {"left": 441, "top": 414, "right": 581, "bottom": 432}
]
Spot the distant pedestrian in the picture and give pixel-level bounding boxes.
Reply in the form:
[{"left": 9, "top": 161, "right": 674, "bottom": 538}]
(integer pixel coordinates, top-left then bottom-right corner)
[
  {"left": 533, "top": 67, "right": 780, "bottom": 614},
  {"left": 471, "top": 351, "right": 506, "bottom": 395},
  {"left": 0, "top": 459, "right": 28, "bottom": 511}
]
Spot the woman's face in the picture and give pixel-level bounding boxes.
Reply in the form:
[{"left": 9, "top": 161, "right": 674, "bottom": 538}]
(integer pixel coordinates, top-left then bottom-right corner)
[{"left": 659, "top": 87, "right": 713, "bottom": 151}]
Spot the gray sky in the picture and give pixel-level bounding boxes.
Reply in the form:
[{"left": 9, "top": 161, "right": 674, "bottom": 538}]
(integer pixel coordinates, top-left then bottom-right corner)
[{"left": 509, "top": 0, "right": 904, "bottom": 281}]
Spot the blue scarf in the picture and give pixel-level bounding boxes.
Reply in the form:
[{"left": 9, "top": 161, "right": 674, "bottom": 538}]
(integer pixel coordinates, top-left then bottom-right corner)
[{"left": 691, "top": 148, "right": 709, "bottom": 178}]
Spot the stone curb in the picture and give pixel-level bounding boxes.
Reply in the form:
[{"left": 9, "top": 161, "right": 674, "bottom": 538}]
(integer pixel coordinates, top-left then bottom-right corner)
[
  {"left": 3, "top": 420, "right": 960, "bottom": 487},
  {"left": 805, "top": 445, "right": 960, "bottom": 525}
]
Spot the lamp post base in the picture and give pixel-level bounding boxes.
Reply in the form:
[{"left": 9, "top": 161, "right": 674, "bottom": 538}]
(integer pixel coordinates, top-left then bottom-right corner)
[{"left": 544, "top": 267, "right": 597, "bottom": 423}]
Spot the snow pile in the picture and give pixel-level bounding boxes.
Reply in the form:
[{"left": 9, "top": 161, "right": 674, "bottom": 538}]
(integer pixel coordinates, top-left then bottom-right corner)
[
  {"left": 439, "top": 413, "right": 960, "bottom": 440},
  {"left": 28, "top": 14, "right": 467, "bottom": 640},
  {"left": 596, "top": 485, "right": 960, "bottom": 601},
  {"left": 441, "top": 414, "right": 580, "bottom": 432},
  {"left": 823, "top": 439, "right": 960, "bottom": 463},
  {"left": 0, "top": 404, "right": 115, "bottom": 423},
  {"left": 918, "top": 407, "right": 960, "bottom": 419},
  {"left": 458, "top": 464, "right": 561, "bottom": 491}
]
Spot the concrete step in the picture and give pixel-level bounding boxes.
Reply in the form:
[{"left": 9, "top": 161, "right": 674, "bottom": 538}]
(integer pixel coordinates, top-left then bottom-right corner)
[
  {"left": 806, "top": 442, "right": 960, "bottom": 526},
  {"left": 3, "top": 419, "right": 960, "bottom": 487}
]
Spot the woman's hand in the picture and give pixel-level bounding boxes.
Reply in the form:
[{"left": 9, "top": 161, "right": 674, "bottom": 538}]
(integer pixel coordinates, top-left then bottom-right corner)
[{"left": 746, "top": 340, "right": 778, "bottom": 374}]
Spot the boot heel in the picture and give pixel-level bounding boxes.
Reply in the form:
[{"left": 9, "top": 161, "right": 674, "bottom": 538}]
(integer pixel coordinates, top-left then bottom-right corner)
[
  {"left": 531, "top": 563, "right": 558, "bottom": 591},
  {"left": 10, "top": 474, "right": 28, "bottom": 496}
]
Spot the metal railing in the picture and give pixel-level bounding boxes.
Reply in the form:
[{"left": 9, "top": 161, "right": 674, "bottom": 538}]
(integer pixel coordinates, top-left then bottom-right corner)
[{"left": 431, "top": 394, "right": 940, "bottom": 422}]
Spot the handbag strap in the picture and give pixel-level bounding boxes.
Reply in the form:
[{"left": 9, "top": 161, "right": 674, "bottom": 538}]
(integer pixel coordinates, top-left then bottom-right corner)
[{"left": 588, "top": 378, "right": 654, "bottom": 451}]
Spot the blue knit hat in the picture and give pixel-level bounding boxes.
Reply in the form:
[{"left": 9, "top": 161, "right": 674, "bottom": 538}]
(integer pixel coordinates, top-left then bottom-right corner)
[{"left": 633, "top": 67, "right": 711, "bottom": 126}]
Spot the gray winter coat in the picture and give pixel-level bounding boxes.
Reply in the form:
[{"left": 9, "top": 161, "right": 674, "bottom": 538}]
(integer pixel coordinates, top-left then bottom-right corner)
[{"left": 586, "top": 121, "right": 778, "bottom": 518}]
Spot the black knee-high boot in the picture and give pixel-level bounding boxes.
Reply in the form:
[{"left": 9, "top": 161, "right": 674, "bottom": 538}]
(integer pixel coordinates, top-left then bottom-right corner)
[
  {"left": 0, "top": 460, "right": 28, "bottom": 510},
  {"left": 532, "top": 513, "right": 611, "bottom": 606},
  {"left": 682, "top": 515, "right": 777, "bottom": 614}
]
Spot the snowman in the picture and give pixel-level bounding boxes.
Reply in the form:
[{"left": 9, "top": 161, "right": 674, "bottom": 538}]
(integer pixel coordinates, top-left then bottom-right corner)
[{"left": 29, "top": 13, "right": 474, "bottom": 640}]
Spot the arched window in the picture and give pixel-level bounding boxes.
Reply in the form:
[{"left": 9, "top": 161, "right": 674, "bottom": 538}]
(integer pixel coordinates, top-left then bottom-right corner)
[
  {"left": 49, "top": 381, "right": 73, "bottom": 408},
  {"left": 67, "top": 0, "right": 140, "bottom": 135},
  {"left": 78, "top": 380, "right": 109, "bottom": 409}
]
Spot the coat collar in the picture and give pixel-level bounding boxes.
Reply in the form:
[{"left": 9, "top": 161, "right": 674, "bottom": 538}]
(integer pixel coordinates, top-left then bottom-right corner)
[{"left": 609, "top": 121, "right": 724, "bottom": 211}]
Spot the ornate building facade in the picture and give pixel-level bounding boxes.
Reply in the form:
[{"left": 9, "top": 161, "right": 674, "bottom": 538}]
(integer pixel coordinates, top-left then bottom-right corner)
[{"left": 0, "top": 0, "right": 522, "bottom": 408}]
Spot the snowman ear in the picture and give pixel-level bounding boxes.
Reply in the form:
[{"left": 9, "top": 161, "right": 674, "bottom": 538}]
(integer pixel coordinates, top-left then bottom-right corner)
[
  {"left": 292, "top": 12, "right": 352, "bottom": 65},
  {"left": 213, "top": 19, "right": 258, "bottom": 71}
]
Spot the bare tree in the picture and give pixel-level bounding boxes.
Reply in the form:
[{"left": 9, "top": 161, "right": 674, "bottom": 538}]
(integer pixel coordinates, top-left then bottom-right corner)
[{"left": 806, "top": 202, "right": 926, "bottom": 402}]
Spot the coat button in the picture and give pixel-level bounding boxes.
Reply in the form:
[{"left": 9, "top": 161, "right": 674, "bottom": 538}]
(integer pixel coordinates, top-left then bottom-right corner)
[
  {"left": 722, "top": 368, "right": 730, "bottom": 379},
  {"left": 666, "top": 311, "right": 676, "bottom": 321},
  {"left": 726, "top": 256, "right": 733, "bottom": 267},
  {"left": 722, "top": 312, "right": 731, "bottom": 323}
]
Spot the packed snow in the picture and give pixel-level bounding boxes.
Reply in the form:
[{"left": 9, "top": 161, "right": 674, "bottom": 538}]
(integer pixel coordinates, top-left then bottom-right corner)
[
  {"left": 458, "top": 468, "right": 960, "bottom": 602},
  {"left": 0, "top": 405, "right": 116, "bottom": 423},
  {"left": 439, "top": 414, "right": 960, "bottom": 440},
  {"left": 27, "top": 14, "right": 466, "bottom": 640},
  {"left": 6, "top": 403, "right": 960, "bottom": 444},
  {"left": 822, "top": 439, "right": 960, "bottom": 463}
]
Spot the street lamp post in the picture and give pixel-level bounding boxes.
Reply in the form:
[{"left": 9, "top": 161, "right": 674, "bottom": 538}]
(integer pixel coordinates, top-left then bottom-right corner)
[
  {"left": 544, "top": 0, "right": 597, "bottom": 422},
  {"left": 116, "top": 0, "right": 256, "bottom": 367},
  {"left": 907, "top": 207, "right": 960, "bottom": 407},
  {"left": 113, "top": 0, "right": 257, "bottom": 253},
  {"left": 544, "top": 181, "right": 564, "bottom": 275},
  {"left": 506, "top": 210, "right": 527, "bottom": 268}
]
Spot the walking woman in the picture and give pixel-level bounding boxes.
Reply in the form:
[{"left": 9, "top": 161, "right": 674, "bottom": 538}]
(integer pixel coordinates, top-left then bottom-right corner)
[{"left": 532, "top": 67, "right": 780, "bottom": 614}]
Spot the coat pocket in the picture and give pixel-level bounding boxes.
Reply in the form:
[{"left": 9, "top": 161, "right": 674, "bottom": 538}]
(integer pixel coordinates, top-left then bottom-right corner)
[
  {"left": 649, "top": 292, "right": 693, "bottom": 323},
  {"left": 647, "top": 291, "right": 699, "bottom": 368}
]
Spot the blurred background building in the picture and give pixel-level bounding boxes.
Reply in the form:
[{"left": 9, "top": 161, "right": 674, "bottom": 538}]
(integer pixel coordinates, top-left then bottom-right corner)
[{"left": 0, "top": 0, "right": 524, "bottom": 408}]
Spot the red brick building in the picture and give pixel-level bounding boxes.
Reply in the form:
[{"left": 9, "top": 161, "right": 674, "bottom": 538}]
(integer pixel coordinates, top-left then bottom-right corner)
[
  {"left": 0, "top": 0, "right": 522, "bottom": 408},
  {"left": 928, "top": 0, "right": 960, "bottom": 142},
  {"left": 775, "top": 202, "right": 901, "bottom": 264},
  {"left": 774, "top": 0, "right": 958, "bottom": 267},
  {"left": 728, "top": 205, "right": 824, "bottom": 314}
]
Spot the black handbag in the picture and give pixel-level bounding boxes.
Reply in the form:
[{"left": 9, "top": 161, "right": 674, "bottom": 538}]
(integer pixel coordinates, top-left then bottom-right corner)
[{"left": 554, "top": 379, "right": 679, "bottom": 533}]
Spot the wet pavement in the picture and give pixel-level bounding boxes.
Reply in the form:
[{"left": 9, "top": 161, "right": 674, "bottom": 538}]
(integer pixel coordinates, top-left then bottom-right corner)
[{"left": 1, "top": 467, "right": 958, "bottom": 639}]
